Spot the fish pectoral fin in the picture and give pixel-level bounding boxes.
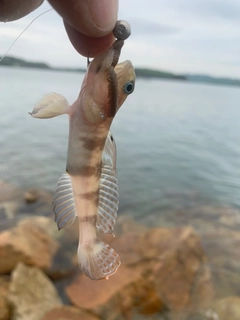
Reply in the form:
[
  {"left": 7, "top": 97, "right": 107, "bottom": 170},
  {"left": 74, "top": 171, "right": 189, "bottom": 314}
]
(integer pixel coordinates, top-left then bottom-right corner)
[
  {"left": 102, "top": 131, "right": 117, "bottom": 168},
  {"left": 53, "top": 173, "right": 77, "bottom": 230},
  {"left": 78, "top": 240, "right": 121, "bottom": 280},
  {"left": 97, "top": 131, "right": 119, "bottom": 234},
  {"left": 30, "top": 92, "right": 70, "bottom": 118}
]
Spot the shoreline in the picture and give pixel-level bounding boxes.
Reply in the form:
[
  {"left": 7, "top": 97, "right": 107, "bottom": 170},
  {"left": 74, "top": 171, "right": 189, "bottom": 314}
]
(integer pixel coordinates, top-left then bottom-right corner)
[{"left": 1, "top": 56, "right": 240, "bottom": 87}]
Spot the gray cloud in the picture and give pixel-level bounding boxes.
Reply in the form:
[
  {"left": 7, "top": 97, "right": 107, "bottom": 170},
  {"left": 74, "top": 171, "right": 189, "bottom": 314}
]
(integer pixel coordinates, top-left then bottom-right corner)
[
  {"left": 129, "top": 19, "right": 179, "bottom": 37},
  {"left": 163, "top": 0, "right": 240, "bottom": 22}
]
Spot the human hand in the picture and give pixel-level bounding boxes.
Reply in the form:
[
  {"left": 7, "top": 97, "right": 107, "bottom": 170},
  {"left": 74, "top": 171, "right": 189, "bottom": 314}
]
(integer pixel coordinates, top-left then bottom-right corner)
[
  {"left": 0, "top": 0, "right": 118, "bottom": 58},
  {"left": 48, "top": 0, "right": 118, "bottom": 57}
]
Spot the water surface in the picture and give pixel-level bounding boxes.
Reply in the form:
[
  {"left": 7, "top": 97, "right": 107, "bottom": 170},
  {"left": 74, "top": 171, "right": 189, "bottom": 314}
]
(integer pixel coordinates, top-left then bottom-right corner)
[{"left": 1, "top": 66, "right": 240, "bottom": 219}]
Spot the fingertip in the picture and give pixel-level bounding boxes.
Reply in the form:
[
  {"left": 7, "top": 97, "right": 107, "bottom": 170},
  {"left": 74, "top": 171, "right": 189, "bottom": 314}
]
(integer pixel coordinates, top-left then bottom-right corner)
[
  {"left": 64, "top": 21, "right": 115, "bottom": 58},
  {"left": 88, "top": 0, "right": 118, "bottom": 35},
  {"left": 49, "top": 0, "right": 118, "bottom": 38}
]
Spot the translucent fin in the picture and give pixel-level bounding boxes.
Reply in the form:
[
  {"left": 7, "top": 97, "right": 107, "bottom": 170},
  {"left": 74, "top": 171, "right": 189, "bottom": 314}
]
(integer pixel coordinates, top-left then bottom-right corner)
[
  {"left": 29, "top": 92, "right": 70, "bottom": 118},
  {"left": 53, "top": 173, "right": 76, "bottom": 230},
  {"left": 102, "top": 131, "right": 117, "bottom": 168},
  {"left": 97, "top": 131, "right": 119, "bottom": 234},
  {"left": 78, "top": 240, "right": 121, "bottom": 280}
]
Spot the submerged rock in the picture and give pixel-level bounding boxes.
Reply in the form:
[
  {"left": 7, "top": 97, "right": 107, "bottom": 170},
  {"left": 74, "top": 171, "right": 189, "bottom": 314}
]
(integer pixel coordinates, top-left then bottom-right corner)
[
  {"left": 8, "top": 263, "right": 62, "bottom": 320},
  {"left": 24, "top": 189, "right": 40, "bottom": 203},
  {"left": 0, "top": 217, "right": 58, "bottom": 274},
  {"left": 201, "top": 228, "right": 240, "bottom": 297},
  {"left": 0, "top": 180, "right": 54, "bottom": 226},
  {"left": 0, "top": 181, "right": 22, "bottom": 203},
  {"left": 212, "top": 296, "right": 240, "bottom": 320}
]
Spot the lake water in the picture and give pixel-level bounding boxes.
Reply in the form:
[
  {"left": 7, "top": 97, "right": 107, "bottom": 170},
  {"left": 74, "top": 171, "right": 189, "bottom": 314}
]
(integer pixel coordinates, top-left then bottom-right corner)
[{"left": 0, "top": 66, "right": 240, "bottom": 219}]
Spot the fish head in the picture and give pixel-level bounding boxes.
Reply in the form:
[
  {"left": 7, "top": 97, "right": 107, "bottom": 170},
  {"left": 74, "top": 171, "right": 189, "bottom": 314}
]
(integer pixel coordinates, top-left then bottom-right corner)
[
  {"left": 115, "top": 60, "right": 135, "bottom": 112},
  {"left": 80, "top": 41, "right": 135, "bottom": 126}
]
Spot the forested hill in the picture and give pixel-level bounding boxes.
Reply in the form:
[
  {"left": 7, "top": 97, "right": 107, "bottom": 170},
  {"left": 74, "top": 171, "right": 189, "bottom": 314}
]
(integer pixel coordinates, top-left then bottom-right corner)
[{"left": 1, "top": 56, "right": 240, "bottom": 87}]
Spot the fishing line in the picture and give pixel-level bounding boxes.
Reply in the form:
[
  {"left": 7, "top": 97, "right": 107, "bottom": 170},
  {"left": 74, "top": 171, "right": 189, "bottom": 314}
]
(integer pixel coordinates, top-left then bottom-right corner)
[{"left": 0, "top": 9, "right": 53, "bottom": 63}]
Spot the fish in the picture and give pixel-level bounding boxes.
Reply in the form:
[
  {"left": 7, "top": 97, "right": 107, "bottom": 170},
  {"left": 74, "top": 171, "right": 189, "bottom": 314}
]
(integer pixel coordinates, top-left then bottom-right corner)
[{"left": 29, "top": 39, "right": 135, "bottom": 280}]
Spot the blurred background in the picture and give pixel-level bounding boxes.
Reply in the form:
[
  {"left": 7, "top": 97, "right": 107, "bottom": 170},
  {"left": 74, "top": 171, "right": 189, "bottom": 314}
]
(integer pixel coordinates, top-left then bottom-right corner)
[{"left": 0, "top": 1, "right": 240, "bottom": 320}]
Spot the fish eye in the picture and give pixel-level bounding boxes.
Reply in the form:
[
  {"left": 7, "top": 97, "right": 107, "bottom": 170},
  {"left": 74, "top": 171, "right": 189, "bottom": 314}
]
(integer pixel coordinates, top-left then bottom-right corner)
[{"left": 123, "top": 81, "right": 135, "bottom": 95}]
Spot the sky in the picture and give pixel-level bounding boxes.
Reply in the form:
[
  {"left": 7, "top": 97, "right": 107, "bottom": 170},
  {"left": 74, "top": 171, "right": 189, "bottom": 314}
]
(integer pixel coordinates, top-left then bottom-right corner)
[{"left": 0, "top": 0, "right": 240, "bottom": 78}]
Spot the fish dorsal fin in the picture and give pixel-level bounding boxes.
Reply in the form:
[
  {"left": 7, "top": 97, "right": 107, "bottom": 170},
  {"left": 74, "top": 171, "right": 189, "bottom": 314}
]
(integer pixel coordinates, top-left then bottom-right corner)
[
  {"left": 29, "top": 92, "right": 70, "bottom": 118},
  {"left": 53, "top": 173, "right": 77, "bottom": 229},
  {"left": 97, "top": 131, "right": 119, "bottom": 234}
]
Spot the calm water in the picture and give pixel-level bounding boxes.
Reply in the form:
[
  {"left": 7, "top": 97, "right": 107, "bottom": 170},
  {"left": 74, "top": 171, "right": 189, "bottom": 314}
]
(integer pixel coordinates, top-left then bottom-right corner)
[{"left": 1, "top": 66, "right": 240, "bottom": 220}]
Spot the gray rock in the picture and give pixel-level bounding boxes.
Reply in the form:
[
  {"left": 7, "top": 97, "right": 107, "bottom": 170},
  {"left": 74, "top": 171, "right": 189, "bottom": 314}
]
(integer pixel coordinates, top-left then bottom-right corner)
[{"left": 8, "top": 262, "right": 62, "bottom": 320}]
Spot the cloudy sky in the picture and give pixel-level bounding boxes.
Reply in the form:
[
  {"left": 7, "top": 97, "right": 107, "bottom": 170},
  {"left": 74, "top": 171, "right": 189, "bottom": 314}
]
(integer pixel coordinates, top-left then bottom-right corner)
[{"left": 0, "top": 0, "right": 240, "bottom": 78}]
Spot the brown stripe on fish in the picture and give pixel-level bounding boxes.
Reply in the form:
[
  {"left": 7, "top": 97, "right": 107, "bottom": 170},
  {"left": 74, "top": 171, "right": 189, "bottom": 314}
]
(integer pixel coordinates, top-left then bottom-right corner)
[
  {"left": 107, "top": 66, "right": 118, "bottom": 118},
  {"left": 78, "top": 188, "right": 99, "bottom": 205},
  {"left": 67, "top": 163, "right": 102, "bottom": 177},
  {"left": 79, "top": 215, "right": 97, "bottom": 224},
  {"left": 80, "top": 136, "right": 106, "bottom": 151}
]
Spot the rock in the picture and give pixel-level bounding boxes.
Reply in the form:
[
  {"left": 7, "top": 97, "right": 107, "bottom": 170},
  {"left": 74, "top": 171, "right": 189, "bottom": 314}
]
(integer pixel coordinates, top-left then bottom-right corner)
[
  {"left": 0, "top": 181, "right": 22, "bottom": 224},
  {"left": 8, "top": 263, "right": 62, "bottom": 320},
  {"left": 138, "top": 227, "right": 214, "bottom": 311},
  {"left": 66, "top": 226, "right": 214, "bottom": 319},
  {"left": 114, "top": 215, "right": 148, "bottom": 235},
  {"left": 42, "top": 306, "right": 100, "bottom": 320},
  {"left": 0, "top": 181, "right": 22, "bottom": 203},
  {"left": 212, "top": 296, "right": 240, "bottom": 320},
  {"left": 145, "top": 206, "right": 240, "bottom": 233},
  {"left": 48, "top": 246, "right": 78, "bottom": 281},
  {"left": 45, "top": 218, "right": 79, "bottom": 280},
  {"left": 200, "top": 228, "right": 240, "bottom": 297},
  {"left": 187, "top": 310, "right": 219, "bottom": 320},
  {"left": 0, "top": 181, "right": 54, "bottom": 221},
  {"left": 66, "top": 265, "right": 164, "bottom": 319},
  {"left": 24, "top": 190, "right": 39, "bottom": 203},
  {"left": 18, "top": 188, "right": 53, "bottom": 217},
  {"left": 191, "top": 296, "right": 240, "bottom": 320},
  {"left": 0, "top": 217, "right": 58, "bottom": 274},
  {"left": 0, "top": 277, "right": 10, "bottom": 320},
  {"left": 18, "top": 216, "right": 60, "bottom": 241},
  {"left": 145, "top": 206, "right": 240, "bottom": 302}
]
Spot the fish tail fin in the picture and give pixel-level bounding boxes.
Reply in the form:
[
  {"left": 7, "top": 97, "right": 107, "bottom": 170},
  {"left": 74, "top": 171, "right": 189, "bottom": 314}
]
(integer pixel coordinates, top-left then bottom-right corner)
[
  {"left": 29, "top": 92, "right": 70, "bottom": 118},
  {"left": 78, "top": 240, "right": 121, "bottom": 280}
]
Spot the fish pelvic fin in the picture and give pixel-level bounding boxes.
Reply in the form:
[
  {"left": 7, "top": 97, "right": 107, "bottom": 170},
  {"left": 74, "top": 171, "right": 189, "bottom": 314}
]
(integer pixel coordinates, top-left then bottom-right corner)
[
  {"left": 78, "top": 240, "right": 121, "bottom": 280},
  {"left": 53, "top": 173, "right": 77, "bottom": 230},
  {"left": 29, "top": 92, "right": 70, "bottom": 118}
]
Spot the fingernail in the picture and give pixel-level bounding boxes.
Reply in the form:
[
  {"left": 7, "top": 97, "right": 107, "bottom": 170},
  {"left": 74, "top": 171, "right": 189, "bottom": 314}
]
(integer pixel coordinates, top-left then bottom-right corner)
[{"left": 88, "top": 0, "right": 118, "bottom": 32}]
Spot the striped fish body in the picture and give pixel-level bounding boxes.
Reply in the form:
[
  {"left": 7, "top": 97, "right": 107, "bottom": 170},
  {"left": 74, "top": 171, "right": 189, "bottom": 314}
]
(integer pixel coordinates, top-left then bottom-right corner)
[{"left": 30, "top": 40, "right": 135, "bottom": 280}]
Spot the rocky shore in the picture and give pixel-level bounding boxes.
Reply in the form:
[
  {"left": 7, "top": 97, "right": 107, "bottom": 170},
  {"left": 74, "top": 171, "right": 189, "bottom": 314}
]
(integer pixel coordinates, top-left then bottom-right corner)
[{"left": 0, "top": 181, "right": 240, "bottom": 320}]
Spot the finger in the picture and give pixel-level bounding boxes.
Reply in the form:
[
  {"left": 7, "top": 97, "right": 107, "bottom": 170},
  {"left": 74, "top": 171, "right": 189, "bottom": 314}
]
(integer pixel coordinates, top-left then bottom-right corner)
[
  {"left": 48, "top": 0, "right": 118, "bottom": 37},
  {"left": 64, "top": 21, "right": 115, "bottom": 58},
  {"left": 0, "top": 0, "right": 44, "bottom": 22}
]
